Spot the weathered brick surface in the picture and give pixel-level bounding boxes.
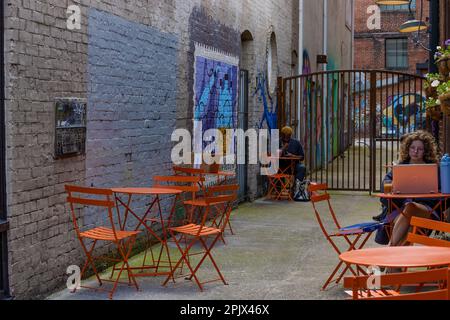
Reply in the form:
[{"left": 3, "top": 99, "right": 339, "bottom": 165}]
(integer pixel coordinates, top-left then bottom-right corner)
[
  {"left": 354, "top": 0, "right": 429, "bottom": 74},
  {"left": 4, "top": 0, "right": 299, "bottom": 299}
]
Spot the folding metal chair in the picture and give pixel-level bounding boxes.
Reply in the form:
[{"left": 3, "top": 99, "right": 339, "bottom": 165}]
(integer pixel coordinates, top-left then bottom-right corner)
[
  {"left": 141, "top": 176, "right": 203, "bottom": 273},
  {"left": 65, "top": 185, "right": 141, "bottom": 299},
  {"left": 309, "top": 183, "right": 383, "bottom": 290},
  {"left": 204, "top": 184, "right": 239, "bottom": 243},
  {"left": 407, "top": 216, "right": 450, "bottom": 247},
  {"left": 162, "top": 193, "right": 236, "bottom": 291},
  {"left": 344, "top": 268, "right": 450, "bottom": 300},
  {"left": 266, "top": 173, "right": 293, "bottom": 200}
]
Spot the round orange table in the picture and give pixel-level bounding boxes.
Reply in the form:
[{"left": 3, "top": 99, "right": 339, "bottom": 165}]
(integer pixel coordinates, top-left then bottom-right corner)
[
  {"left": 111, "top": 187, "right": 183, "bottom": 277},
  {"left": 340, "top": 246, "right": 450, "bottom": 268}
]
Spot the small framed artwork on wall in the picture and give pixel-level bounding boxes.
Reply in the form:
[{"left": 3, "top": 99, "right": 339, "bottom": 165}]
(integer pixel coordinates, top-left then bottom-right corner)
[{"left": 54, "top": 98, "right": 87, "bottom": 158}]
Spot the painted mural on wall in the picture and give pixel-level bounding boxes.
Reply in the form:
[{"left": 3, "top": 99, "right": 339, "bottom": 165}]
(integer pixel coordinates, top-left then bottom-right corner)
[
  {"left": 382, "top": 92, "right": 426, "bottom": 136},
  {"left": 193, "top": 43, "right": 239, "bottom": 153},
  {"left": 254, "top": 72, "right": 277, "bottom": 131}
]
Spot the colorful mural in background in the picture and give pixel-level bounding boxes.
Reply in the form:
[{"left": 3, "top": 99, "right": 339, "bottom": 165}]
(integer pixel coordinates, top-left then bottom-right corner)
[
  {"left": 254, "top": 72, "right": 277, "bottom": 132},
  {"left": 382, "top": 92, "right": 426, "bottom": 135},
  {"left": 193, "top": 43, "right": 239, "bottom": 154}
]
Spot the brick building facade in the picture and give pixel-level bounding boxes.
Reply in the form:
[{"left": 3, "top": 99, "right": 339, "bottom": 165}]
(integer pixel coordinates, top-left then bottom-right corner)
[
  {"left": 0, "top": 0, "right": 353, "bottom": 299},
  {"left": 354, "top": 0, "right": 429, "bottom": 74}
]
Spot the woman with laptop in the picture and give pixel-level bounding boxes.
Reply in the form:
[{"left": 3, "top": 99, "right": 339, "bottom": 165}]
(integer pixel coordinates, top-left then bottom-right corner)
[{"left": 380, "top": 130, "right": 443, "bottom": 247}]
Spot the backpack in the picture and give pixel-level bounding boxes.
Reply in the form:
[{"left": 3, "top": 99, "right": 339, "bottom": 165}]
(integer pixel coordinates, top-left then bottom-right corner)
[{"left": 294, "top": 179, "right": 311, "bottom": 202}]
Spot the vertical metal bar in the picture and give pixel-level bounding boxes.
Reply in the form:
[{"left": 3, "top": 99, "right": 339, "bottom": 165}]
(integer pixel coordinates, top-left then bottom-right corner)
[
  {"left": 347, "top": 71, "right": 351, "bottom": 190},
  {"left": 352, "top": 71, "right": 356, "bottom": 190},
  {"left": 363, "top": 72, "right": 370, "bottom": 191},
  {"left": 384, "top": 72, "right": 388, "bottom": 180},
  {"left": 369, "top": 71, "right": 377, "bottom": 194},
  {"left": 306, "top": 75, "right": 314, "bottom": 178},
  {"left": 320, "top": 72, "right": 324, "bottom": 184},
  {"left": 357, "top": 72, "right": 361, "bottom": 190},
  {"left": 337, "top": 73, "right": 341, "bottom": 189},
  {"left": 331, "top": 73, "right": 335, "bottom": 189},
  {"left": 314, "top": 73, "right": 319, "bottom": 182},
  {"left": 391, "top": 73, "right": 394, "bottom": 166},
  {"left": 295, "top": 78, "right": 299, "bottom": 138},
  {"left": 326, "top": 73, "right": 329, "bottom": 187}
]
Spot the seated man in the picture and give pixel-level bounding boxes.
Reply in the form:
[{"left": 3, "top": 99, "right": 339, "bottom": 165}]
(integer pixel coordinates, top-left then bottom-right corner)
[{"left": 279, "top": 126, "right": 307, "bottom": 200}]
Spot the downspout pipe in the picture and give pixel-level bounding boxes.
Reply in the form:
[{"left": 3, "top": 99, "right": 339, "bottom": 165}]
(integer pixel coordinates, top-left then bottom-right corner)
[
  {"left": 323, "top": 0, "right": 328, "bottom": 72},
  {"left": 429, "top": 0, "right": 439, "bottom": 73}
]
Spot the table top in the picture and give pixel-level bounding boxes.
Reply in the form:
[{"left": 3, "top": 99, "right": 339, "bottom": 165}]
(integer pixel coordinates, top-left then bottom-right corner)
[
  {"left": 270, "top": 155, "right": 302, "bottom": 160},
  {"left": 340, "top": 246, "right": 450, "bottom": 268},
  {"left": 111, "top": 187, "right": 182, "bottom": 195},
  {"left": 374, "top": 193, "right": 450, "bottom": 199}
]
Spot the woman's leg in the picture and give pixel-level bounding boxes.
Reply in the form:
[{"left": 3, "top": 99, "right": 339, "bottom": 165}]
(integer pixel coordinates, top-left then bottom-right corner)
[{"left": 389, "top": 202, "right": 430, "bottom": 246}]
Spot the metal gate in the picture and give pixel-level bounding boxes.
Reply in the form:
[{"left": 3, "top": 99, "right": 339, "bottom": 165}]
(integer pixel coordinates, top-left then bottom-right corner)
[
  {"left": 279, "top": 70, "right": 427, "bottom": 193},
  {"left": 237, "top": 70, "right": 249, "bottom": 202}
]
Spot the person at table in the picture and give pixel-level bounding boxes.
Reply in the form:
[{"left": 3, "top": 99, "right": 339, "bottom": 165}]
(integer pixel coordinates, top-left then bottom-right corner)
[
  {"left": 385, "top": 130, "right": 443, "bottom": 247},
  {"left": 279, "top": 126, "right": 306, "bottom": 200},
  {"left": 373, "top": 132, "right": 410, "bottom": 222}
]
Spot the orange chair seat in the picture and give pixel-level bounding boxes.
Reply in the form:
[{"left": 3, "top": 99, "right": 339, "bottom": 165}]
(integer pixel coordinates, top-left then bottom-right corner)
[
  {"left": 170, "top": 223, "right": 221, "bottom": 236},
  {"left": 184, "top": 199, "right": 228, "bottom": 207},
  {"left": 268, "top": 173, "right": 291, "bottom": 179},
  {"left": 80, "top": 227, "right": 140, "bottom": 241}
]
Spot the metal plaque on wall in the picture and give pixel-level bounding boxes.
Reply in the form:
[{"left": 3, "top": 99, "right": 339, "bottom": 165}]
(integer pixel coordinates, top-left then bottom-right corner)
[{"left": 55, "top": 98, "right": 87, "bottom": 158}]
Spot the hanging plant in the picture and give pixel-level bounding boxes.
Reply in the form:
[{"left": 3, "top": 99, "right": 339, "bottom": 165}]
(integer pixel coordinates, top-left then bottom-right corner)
[
  {"left": 424, "top": 73, "right": 441, "bottom": 98},
  {"left": 425, "top": 97, "right": 442, "bottom": 121},
  {"left": 437, "top": 80, "right": 450, "bottom": 115},
  {"left": 435, "top": 40, "right": 450, "bottom": 77}
]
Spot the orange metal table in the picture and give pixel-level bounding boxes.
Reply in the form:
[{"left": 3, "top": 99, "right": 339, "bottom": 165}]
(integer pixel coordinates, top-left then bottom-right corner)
[
  {"left": 111, "top": 187, "right": 182, "bottom": 277},
  {"left": 340, "top": 246, "right": 450, "bottom": 268},
  {"left": 264, "top": 156, "right": 302, "bottom": 201},
  {"left": 375, "top": 193, "right": 450, "bottom": 218}
]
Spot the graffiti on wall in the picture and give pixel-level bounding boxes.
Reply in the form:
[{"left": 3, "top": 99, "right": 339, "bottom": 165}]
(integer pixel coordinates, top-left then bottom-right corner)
[
  {"left": 254, "top": 72, "right": 277, "bottom": 131},
  {"left": 382, "top": 92, "right": 426, "bottom": 135},
  {"left": 193, "top": 43, "right": 239, "bottom": 153}
]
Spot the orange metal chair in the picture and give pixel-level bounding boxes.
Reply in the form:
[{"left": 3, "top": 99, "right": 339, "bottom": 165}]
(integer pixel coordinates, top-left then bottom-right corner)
[
  {"left": 266, "top": 173, "right": 293, "bottom": 201},
  {"left": 65, "top": 185, "right": 141, "bottom": 299},
  {"left": 406, "top": 216, "right": 450, "bottom": 247},
  {"left": 309, "top": 183, "right": 383, "bottom": 290},
  {"left": 162, "top": 193, "right": 236, "bottom": 291},
  {"left": 344, "top": 268, "right": 450, "bottom": 300},
  {"left": 141, "top": 175, "right": 203, "bottom": 273},
  {"left": 204, "top": 184, "right": 239, "bottom": 242}
]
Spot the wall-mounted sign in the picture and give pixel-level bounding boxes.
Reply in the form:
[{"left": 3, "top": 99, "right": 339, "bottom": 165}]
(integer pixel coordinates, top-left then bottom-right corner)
[{"left": 54, "top": 98, "right": 87, "bottom": 158}]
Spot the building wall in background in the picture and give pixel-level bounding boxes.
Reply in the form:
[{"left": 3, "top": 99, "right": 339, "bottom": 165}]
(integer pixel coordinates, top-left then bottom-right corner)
[{"left": 3, "top": 0, "right": 298, "bottom": 298}]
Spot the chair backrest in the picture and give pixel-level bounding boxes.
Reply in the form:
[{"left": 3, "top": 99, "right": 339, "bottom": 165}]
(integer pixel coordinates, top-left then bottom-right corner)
[
  {"left": 206, "top": 184, "right": 239, "bottom": 199},
  {"left": 173, "top": 166, "right": 205, "bottom": 176},
  {"left": 308, "top": 183, "right": 342, "bottom": 235},
  {"left": 344, "top": 268, "right": 450, "bottom": 300},
  {"left": 65, "top": 185, "right": 117, "bottom": 238},
  {"left": 406, "top": 216, "right": 450, "bottom": 247}
]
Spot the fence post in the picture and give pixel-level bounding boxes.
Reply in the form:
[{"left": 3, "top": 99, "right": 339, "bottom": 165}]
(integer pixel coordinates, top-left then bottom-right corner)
[
  {"left": 277, "top": 76, "right": 284, "bottom": 130},
  {"left": 369, "top": 71, "right": 377, "bottom": 194}
]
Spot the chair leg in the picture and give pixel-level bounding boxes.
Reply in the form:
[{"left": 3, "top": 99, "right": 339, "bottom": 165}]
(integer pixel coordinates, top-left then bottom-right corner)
[{"left": 79, "top": 239, "right": 102, "bottom": 287}]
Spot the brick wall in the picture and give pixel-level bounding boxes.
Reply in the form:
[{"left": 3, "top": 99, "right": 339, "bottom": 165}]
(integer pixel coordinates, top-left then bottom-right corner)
[
  {"left": 3, "top": 0, "right": 298, "bottom": 299},
  {"left": 354, "top": 0, "right": 429, "bottom": 74}
]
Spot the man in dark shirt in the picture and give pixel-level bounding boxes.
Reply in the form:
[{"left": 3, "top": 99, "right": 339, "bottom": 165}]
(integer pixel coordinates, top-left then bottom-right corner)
[{"left": 279, "top": 127, "right": 307, "bottom": 196}]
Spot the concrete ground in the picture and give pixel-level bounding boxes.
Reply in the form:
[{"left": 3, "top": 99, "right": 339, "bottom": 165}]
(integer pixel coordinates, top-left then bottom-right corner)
[{"left": 48, "top": 192, "right": 381, "bottom": 300}]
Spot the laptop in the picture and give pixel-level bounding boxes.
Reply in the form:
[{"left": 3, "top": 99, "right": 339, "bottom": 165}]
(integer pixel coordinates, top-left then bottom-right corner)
[{"left": 392, "top": 164, "right": 439, "bottom": 194}]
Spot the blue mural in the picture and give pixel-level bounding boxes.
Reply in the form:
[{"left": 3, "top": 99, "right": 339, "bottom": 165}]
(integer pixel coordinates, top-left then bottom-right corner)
[
  {"left": 254, "top": 73, "right": 277, "bottom": 131},
  {"left": 194, "top": 56, "right": 238, "bottom": 135}
]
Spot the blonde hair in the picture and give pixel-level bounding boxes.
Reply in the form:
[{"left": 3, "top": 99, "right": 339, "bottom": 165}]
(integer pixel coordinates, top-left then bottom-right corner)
[
  {"left": 281, "top": 126, "right": 293, "bottom": 136},
  {"left": 399, "top": 130, "right": 439, "bottom": 164}
]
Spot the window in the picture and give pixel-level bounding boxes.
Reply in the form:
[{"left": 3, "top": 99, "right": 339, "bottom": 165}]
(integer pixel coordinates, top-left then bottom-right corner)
[
  {"left": 385, "top": 38, "right": 408, "bottom": 70},
  {"left": 379, "top": 0, "right": 415, "bottom": 11}
]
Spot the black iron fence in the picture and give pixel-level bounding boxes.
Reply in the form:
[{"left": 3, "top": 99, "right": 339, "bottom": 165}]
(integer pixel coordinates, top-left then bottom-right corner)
[{"left": 278, "top": 70, "right": 427, "bottom": 193}]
